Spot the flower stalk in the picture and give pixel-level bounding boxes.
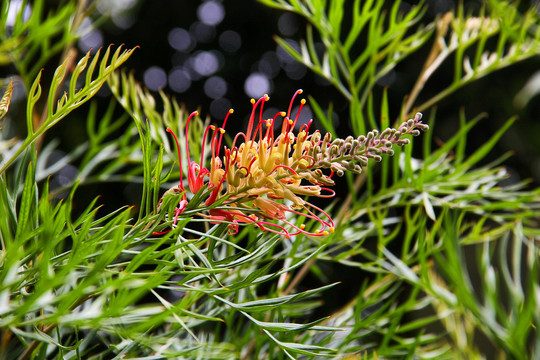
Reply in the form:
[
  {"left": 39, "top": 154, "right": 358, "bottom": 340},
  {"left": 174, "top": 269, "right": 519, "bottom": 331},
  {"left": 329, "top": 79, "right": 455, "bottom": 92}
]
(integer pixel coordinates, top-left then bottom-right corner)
[{"left": 156, "top": 90, "right": 428, "bottom": 238}]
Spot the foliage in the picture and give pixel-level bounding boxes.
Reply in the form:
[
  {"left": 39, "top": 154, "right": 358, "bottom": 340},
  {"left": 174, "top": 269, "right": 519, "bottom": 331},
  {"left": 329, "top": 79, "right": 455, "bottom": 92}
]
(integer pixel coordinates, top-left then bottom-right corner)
[{"left": 0, "top": 0, "right": 539, "bottom": 359}]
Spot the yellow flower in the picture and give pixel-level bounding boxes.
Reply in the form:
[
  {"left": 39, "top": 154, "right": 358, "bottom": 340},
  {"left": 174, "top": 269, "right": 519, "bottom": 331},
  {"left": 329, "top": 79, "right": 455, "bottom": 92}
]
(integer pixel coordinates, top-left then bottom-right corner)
[{"left": 156, "top": 90, "right": 428, "bottom": 237}]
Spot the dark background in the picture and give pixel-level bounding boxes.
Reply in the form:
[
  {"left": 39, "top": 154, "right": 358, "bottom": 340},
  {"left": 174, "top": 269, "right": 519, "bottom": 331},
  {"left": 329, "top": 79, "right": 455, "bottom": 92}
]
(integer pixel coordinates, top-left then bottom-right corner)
[
  {"left": 4, "top": 0, "right": 540, "bottom": 211},
  {"left": 85, "top": 0, "right": 540, "bottom": 184}
]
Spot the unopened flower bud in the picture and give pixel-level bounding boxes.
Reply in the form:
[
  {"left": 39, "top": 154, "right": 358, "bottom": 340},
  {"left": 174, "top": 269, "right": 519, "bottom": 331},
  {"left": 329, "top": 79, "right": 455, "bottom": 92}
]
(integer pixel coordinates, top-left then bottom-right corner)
[
  {"left": 332, "top": 139, "right": 343, "bottom": 147},
  {"left": 324, "top": 132, "right": 332, "bottom": 142},
  {"left": 397, "top": 139, "right": 410, "bottom": 145},
  {"left": 356, "top": 156, "right": 368, "bottom": 166},
  {"left": 371, "top": 147, "right": 382, "bottom": 155},
  {"left": 380, "top": 128, "right": 392, "bottom": 138},
  {"left": 366, "top": 132, "right": 375, "bottom": 142}
]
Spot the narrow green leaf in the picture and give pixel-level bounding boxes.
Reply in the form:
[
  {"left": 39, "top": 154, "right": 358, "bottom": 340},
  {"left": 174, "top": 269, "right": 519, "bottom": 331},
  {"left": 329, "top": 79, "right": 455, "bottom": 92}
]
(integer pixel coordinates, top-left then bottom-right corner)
[
  {"left": 25, "top": 70, "right": 42, "bottom": 135},
  {"left": 263, "top": 329, "right": 337, "bottom": 357},
  {"left": 48, "top": 55, "right": 70, "bottom": 117},
  {"left": 241, "top": 311, "right": 339, "bottom": 332},
  {"left": 455, "top": 117, "right": 516, "bottom": 174},
  {"left": 85, "top": 48, "right": 102, "bottom": 87},
  {"left": 214, "top": 283, "right": 338, "bottom": 312},
  {"left": 15, "top": 161, "right": 36, "bottom": 240},
  {"left": 69, "top": 51, "right": 90, "bottom": 96}
]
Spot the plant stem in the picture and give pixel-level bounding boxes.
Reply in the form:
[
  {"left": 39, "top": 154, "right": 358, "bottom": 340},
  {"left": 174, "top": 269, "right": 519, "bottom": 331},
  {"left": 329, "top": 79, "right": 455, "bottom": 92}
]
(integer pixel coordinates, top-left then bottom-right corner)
[{"left": 401, "top": 12, "right": 452, "bottom": 121}]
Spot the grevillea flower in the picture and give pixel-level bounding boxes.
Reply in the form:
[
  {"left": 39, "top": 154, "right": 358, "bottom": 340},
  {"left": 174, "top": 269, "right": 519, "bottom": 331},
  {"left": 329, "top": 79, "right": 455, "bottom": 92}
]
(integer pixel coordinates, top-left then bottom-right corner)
[{"left": 156, "top": 90, "right": 428, "bottom": 238}]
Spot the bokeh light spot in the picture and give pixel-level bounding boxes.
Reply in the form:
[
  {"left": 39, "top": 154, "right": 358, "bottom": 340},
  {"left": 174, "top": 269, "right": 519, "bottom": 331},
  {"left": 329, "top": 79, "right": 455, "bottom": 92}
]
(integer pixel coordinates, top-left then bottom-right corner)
[
  {"left": 204, "top": 76, "right": 228, "bottom": 99},
  {"left": 143, "top": 66, "right": 167, "bottom": 91},
  {"left": 261, "top": 107, "right": 279, "bottom": 121},
  {"left": 58, "top": 165, "right": 78, "bottom": 186},
  {"left": 168, "top": 28, "right": 194, "bottom": 52},
  {"left": 78, "top": 29, "right": 104, "bottom": 53},
  {"left": 169, "top": 68, "right": 192, "bottom": 93},
  {"left": 244, "top": 73, "right": 272, "bottom": 98},
  {"left": 219, "top": 30, "right": 242, "bottom": 53},
  {"left": 96, "top": 0, "right": 137, "bottom": 29},
  {"left": 210, "top": 98, "right": 232, "bottom": 119},
  {"left": 192, "top": 51, "right": 220, "bottom": 76},
  {"left": 96, "top": 0, "right": 137, "bottom": 14},
  {"left": 6, "top": 0, "right": 31, "bottom": 28},
  {"left": 258, "top": 52, "right": 281, "bottom": 78},
  {"left": 284, "top": 62, "right": 307, "bottom": 80},
  {"left": 278, "top": 13, "right": 299, "bottom": 36},
  {"left": 112, "top": 13, "right": 136, "bottom": 29},
  {"left": 197, "top": 1, "right": 225, "bottom": 26},
  {"left": 190, "top": 22, "right": 216, "bottom": 43}
]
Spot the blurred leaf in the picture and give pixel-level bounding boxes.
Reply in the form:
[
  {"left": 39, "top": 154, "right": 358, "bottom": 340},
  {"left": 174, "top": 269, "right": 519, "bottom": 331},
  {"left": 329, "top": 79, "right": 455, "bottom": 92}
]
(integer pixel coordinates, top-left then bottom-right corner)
[{"left": 0, "top": 78, "right": 13, "bottom": 121}]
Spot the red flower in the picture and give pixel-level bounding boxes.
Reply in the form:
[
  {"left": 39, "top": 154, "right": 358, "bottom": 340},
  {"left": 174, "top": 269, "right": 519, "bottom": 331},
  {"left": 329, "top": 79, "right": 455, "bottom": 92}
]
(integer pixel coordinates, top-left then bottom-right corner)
[{"left": 155, "top": 90, "right": 428, "bottom": 238}]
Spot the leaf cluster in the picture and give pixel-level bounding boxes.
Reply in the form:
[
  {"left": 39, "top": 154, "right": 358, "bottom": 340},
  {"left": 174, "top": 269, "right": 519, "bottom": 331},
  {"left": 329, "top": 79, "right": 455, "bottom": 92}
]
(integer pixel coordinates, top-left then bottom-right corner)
[{"left": 0, "top": 0, "right": 539, "bottom": 359}]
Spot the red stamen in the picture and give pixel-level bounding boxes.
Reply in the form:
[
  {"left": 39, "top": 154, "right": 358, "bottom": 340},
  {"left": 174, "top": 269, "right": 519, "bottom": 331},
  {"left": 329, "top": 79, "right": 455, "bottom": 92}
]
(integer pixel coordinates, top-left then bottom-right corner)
[
  {"left": 231, "top": 132, "right": 247, "bottom": 150},
  {"left": 280, "top": 116, "right": 289, "bottom": 135},
  {"left": 209, "top": 127, "right": 222, "bottom": 164},
  {"left": 230, "top": 147, "right": 240, "bottom": 164},
  {"left": 292, "top": 154, "right": 315, "bottom": 169},
  {"left": 246, "top": 95, "right": 269, "bottom": 142},
  {"left": 251, "top": 118, "right": 265, "bottom": 146},
  {"left": 266, "top": 111, "right": 285, "bottom": 143},
  {"left": 166, "top": 128, "right": 186, "bottom": 195},
  {"left": 287, "top": 89, "right": 303, "bottom": 118},
  {"left": 185, "top": 111, "right": 199, "bottom": 191},
  {"left": 200, "top": 124, "right": 216, "bottom": 166},
  {"left": 267, "top": 164, "right": 299, "bottom": 178},
  {"left": 299, "top": 119, "right": 313, "bottom": 133},
  {"left": 304, "top": 201, "right": 335, "bottom": 229},
  {"left": 256, "top": 220, "right": 292, "bottom": 238},
  {"left": 216, "top": 109, "right": 233, "bottom": 156},
  {"left": 258, "top": 96, "right": 268, "bottom": 137},
  {"left": 290, "top": 98, "right": 306, "bottom": 130},
  {"left": 317, "top": 187, "right": 336, "bottom": 198},
  {"left": 247, "top": 155, "right": 258, "bottom": 173},
  {"left": 206, "top": 146, "right": 233, "bottom": 206},
  {"left": 184, "top": 111, "right": 198, "bottom": 167}
]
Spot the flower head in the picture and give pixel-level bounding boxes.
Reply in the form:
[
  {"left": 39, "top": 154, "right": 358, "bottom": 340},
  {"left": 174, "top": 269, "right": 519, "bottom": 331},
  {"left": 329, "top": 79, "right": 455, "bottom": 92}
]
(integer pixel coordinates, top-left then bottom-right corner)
[{"left": 156, "top": 90, "right": 428, "bottom": 238}]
